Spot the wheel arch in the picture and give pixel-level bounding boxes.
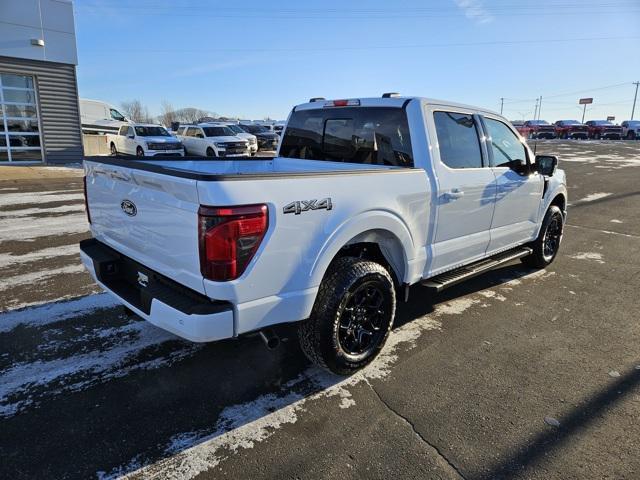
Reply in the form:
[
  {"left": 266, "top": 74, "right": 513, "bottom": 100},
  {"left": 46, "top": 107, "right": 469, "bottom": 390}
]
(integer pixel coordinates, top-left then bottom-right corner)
[{"left": 309, "top": 211, "right": 416, "bottom": 289}]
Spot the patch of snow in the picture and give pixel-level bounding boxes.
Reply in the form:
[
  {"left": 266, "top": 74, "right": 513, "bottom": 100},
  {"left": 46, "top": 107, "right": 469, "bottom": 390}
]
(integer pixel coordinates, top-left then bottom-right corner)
[
  {"left": 575, "top": 192, "right": 611, "bottom": 203},
  {"left": 0, "top": 320, "right": 196, "bottom": 417},
  {"left": 610, "top": 219, "right": 623, "bottom": 224},
  {"left": 0, "top": 292, "right": 117, "bottom": 333},
  {"left": 0, "top": 204, "right": 84, "bottom": 219},
  {"left": 478, "top": 290, "right": 507, "bottom": 302},
  {"left": 568, "top": 252, "right": 605, "bottom": 264},
  {"left": 0, "top": 243, "right": 79, "bottom": 268},
  {"left": 0, "top": 212, "right": 88, "bottom": 242},
  {"left": 0, "top": 190, "right": 83, "bottom": 207},
  {"left": 0, "top": 263, "right": 87, "bottom": 292}
]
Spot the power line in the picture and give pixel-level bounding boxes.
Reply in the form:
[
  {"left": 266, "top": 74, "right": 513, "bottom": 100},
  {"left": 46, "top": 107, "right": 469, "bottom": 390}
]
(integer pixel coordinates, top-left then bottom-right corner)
[{"left": 85, "top": 36, "right": 640, "bottom": 54}]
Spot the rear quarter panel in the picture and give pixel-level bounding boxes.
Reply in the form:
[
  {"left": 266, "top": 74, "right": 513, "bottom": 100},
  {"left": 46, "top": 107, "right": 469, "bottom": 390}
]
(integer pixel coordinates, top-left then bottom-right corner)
[{"left": 196, "top": 169, "right": 430, "bottom": 330}]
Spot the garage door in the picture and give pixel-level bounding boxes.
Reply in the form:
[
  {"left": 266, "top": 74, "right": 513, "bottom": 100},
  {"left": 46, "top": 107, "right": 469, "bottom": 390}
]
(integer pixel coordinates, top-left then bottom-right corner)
[{"left": 0, "top": 73, "right": 43, "bottom": 162}]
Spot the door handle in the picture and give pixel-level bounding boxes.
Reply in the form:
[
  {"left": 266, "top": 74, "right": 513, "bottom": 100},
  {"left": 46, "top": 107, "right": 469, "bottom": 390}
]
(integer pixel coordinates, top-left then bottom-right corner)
[{"left": 444, "top": 189, "right": 465, "bottom": 200}]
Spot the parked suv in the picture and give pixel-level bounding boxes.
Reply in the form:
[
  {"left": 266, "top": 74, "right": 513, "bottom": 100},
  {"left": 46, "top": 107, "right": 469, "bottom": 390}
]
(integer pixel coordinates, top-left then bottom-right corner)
[
  {"left": 523, "top": 120, "right": 556, "bottom": 139},
  {"left": 585, "top": 120, "right": 623, "bottom": 140},
  {"left": 177, "top": 124, "right": 249, "bottom": 157},
  {"left": 554, "top": 120, "right": 589, "bottom": 139},
  {"left": 108, "top": 124, "right": 184, "bottom": 157},
  {"left": 238, "top": 124, "right": 279, "bottom": 151},
  {"left": 621, "top": 120, "right": 640, "bottom": 140},
  {"left": 215, "top": 122, "right": 258, "bottom": 155}
]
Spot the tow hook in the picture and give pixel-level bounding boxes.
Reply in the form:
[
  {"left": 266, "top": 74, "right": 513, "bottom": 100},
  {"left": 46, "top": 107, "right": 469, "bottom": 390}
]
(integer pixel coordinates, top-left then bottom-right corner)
[{"left": 258, "top": 329, "right": 280, "bottom": 350}]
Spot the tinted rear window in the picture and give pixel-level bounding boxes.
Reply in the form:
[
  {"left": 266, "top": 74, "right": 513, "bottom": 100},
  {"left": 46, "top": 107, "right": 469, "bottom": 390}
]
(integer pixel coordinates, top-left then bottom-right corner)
[
  {"left": 279, "top": 107, "right": 413, "bottom": 167},
  {"left": 203, "top": 126, "right": 234, "bottom": 137}
]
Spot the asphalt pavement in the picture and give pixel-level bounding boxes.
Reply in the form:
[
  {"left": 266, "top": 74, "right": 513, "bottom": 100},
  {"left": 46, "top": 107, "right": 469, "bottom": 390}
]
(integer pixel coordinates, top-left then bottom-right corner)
[{"left": 0, "top": 141, "right": 639, "bottom": 479}]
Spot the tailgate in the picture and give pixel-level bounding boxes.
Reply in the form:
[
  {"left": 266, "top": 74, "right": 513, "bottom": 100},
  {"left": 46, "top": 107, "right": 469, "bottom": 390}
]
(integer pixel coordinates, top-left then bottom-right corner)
[{"left": 84, "top": 160, "right": 205, "bottom": 294}]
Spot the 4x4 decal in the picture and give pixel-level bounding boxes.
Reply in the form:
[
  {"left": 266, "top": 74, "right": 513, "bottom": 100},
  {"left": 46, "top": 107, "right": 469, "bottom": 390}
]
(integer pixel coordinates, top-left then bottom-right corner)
[{"left": 283, "top": 198, "right": 332, "bottom": 215}]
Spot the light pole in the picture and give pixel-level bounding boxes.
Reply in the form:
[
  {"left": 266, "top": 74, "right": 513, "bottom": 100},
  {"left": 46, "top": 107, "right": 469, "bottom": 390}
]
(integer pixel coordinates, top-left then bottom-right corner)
[{"left": 500, "top": 97, "right": 504, "bottom": 115}]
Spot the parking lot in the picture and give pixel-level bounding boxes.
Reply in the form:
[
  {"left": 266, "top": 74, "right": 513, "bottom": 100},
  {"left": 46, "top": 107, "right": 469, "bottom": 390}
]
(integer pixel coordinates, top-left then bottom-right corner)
[{"left": 1, "top": 140, "right": 639, "bottom": 479}]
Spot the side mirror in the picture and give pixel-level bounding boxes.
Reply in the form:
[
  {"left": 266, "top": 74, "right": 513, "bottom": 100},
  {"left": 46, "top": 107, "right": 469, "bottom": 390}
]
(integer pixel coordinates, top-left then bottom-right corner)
[
  {"left": 535, "top": 155, "right": 558, "bottom": 176},
  {"left": 127, "top": 134, "right": 135, "bottom": 139},
  {"left": 196, "top": 133, "right": 204, "bottom": 138}
]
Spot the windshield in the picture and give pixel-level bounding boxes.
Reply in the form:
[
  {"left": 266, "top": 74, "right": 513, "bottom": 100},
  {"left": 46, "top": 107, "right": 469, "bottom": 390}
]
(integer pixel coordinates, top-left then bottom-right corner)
[
  {"left": 226, "top": 124, "right": 244, "bottom": 134},
  {"left": 562, "top": 120, "right": 581, "bottom": 125},
  {"left": 280, "top": 107, "right": 414, "bottom": 167},
  {"left": 243, "top": 125, "right": 268, "bottom": 134},
  {"left": 593, "top": 120, "right": 612, "bottom": 125},
  {"left": 203, "top": 126, "right": 235, "bottom": 137},
  {"left": 134, "top": 126, "right": 169, "bottom": 136},
  {"left": 527, "top": 120, "right": 549, "bottom": 125}
]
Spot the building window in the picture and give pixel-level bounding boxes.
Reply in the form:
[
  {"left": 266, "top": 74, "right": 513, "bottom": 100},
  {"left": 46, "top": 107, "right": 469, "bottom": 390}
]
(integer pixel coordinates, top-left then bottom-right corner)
[{"left": 0, "top": 73, "right": 43, "bottom": 162}]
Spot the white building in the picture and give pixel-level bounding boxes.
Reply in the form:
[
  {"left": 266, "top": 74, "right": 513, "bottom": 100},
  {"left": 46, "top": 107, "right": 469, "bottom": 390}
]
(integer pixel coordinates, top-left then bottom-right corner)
[{"left": 0, "top": 0, "right": 82, "bottom": 163}]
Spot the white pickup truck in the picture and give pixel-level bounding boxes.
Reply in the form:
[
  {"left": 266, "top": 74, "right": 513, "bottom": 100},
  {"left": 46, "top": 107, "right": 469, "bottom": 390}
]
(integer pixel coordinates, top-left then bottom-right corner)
[{"left": 81, "top": 95, "right": 567, "bottom": 375}]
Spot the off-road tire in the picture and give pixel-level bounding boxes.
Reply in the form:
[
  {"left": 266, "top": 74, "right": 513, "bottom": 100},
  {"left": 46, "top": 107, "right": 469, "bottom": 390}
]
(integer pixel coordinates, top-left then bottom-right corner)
[
  {"left": 521, "top": 205, "right": 564, "bottom": 268},
  {"left": 110, "top": 143, "right": 117, "bottom": 156},
  {"left": 298, "top": 257, "right": 396, "bottom": 375},
  {"left": 206, "top": 147, "right": 216, "bottom": 157},
  {"left": 136, "top": 146, "right": 144, "bottom": 157}
]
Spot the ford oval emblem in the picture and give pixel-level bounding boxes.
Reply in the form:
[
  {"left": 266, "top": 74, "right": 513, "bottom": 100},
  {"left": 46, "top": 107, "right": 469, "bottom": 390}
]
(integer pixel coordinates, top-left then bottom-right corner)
[{"left": 121, "top": 199, "right": 137, "bottom": 216}]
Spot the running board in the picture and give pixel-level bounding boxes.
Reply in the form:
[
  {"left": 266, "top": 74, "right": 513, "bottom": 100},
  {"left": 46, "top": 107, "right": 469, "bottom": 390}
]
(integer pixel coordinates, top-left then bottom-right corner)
[{"left": 421, "top": 247, "right": 533, "bottom": 293}]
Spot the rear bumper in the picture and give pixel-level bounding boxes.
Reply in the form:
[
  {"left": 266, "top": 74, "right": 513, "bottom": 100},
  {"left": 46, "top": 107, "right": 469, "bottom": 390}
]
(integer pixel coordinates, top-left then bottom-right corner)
[{"left": 80, "top": 238, "right": 234, "bottom": 342}]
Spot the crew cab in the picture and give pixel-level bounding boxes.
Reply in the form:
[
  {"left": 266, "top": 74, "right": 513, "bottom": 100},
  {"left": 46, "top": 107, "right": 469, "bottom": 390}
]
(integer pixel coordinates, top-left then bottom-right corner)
[
  {"left": 238, "top": 124, "right": 279, "bottom": 151},
  {"left": 554, "top": 120, "right": 589, "bottom": 139},
  {"left": 176, "top": 124, "right": 250, "bottom": 157},
  {"left": 585, "top": 120, "right": 623, "bottom": 140},
  {"left": 81, "top": 95, "right": 567, "bottom": 375},
  {"left": 621, "top": 120, "right": 640, "bottom": 140},
  {"left": 108, "top": 124, "right": 184, "bottom": 157},
  {"left": 523, "top": 120, "right": 556, "bottom": 139}
]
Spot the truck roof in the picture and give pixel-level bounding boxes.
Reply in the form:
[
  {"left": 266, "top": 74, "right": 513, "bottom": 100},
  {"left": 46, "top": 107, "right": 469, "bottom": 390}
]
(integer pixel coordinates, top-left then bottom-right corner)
[{"left": 294, "top": 96, "right": 501, "bottom": 117}]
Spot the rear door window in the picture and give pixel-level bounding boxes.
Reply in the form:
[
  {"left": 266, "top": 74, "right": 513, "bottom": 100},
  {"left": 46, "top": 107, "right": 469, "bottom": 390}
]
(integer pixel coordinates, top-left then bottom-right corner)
[
  {"left": 279, "top": 107, "right": 413, "bottom": 167},
  {"left": 433, "top": 111, "right": 483, "bottom": 169}
]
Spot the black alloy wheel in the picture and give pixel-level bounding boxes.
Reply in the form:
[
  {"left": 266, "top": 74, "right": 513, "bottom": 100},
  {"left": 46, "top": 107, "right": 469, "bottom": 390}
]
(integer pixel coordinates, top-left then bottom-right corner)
[{"left": 337, "top": 281, "right": 390, "bottom": 358}]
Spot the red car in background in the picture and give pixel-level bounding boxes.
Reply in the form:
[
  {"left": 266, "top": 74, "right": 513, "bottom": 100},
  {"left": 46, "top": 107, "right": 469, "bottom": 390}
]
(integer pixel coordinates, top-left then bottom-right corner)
[
  {"left": 554, "top": 120, "right": 589, "bottom": 139},
  {"left": 585, "top": 120, "right": 623, "bottom": 140},
  {"left": 511, "top": 120, "right": 530, "bottom": 138},
  {"left": 523, "top": 120, "right": 556, "bottom": 139}
]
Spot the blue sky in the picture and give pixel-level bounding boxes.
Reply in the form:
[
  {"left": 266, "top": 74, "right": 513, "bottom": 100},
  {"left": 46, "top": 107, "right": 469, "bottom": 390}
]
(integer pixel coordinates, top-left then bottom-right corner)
[{"left": 75, "top": 0, "right": 640, "bottom": 122}]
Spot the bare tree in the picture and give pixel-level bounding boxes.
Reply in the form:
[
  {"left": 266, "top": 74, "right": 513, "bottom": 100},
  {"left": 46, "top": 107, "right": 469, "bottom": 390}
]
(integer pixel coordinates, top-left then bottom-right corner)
[
  {"left": 158, "top": 100, "right": 177, "bottom": 127},
  {"left": 174, "top": 107, "right": 211, "bottom": 123},
  {"left": 120, "top": 99, "right": 152, "bottom": 123}
]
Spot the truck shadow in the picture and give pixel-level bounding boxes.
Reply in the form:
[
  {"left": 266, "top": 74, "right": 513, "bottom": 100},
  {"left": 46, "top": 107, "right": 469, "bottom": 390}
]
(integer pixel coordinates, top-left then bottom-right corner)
[{"left": 0, "top": 263, "right": 546, "bottom": 479}]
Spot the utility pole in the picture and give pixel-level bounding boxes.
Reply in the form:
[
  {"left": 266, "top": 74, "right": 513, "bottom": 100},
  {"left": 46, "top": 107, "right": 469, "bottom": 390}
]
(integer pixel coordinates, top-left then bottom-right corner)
[
  {"left": 500, "top": 97, "right": 504, "bottom": 115},
  {"left": 632, "top": 81, "right": 639, "bottom": 120},
  {"left": 533, "top": 97, "right": 539, "bottom": 121},
  {"left": 537, "top": 96, "right": 543, "bottom": 121}
]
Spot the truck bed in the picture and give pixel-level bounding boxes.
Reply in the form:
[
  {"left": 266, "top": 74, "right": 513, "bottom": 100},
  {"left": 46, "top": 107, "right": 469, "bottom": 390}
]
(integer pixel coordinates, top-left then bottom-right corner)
[{"left": 84, "top": 156, "right": 405, "bottom": 181}]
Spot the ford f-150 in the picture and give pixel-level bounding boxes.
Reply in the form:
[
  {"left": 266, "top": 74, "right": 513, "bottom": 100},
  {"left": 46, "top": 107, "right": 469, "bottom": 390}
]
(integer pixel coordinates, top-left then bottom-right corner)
[{"left": 81, "top": 95, "right": 567, "bottom": 375}]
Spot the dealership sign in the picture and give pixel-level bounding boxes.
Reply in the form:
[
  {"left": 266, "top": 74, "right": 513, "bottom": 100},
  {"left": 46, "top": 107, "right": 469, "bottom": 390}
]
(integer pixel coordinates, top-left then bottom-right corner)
[
  {"left": 579, "top": 98, "right": 593, "bottom": 105},
  {"left": 607, "top": 116, "right": 615, "bottom": 121}
]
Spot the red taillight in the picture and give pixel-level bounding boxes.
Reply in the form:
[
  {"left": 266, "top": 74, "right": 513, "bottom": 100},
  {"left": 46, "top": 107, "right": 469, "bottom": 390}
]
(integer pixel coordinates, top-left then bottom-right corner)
[
  {"left": 198, "top": 204, "right": 268, "bottom": 281},
  {"left": 83, "top": 176, "right": 91, "bottom": 224}
]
